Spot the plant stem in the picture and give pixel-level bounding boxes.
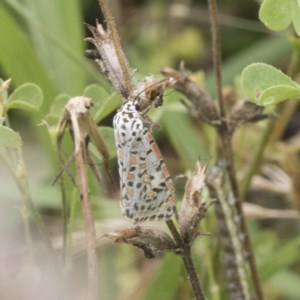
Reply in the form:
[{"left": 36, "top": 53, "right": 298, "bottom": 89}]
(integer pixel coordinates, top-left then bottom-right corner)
[
  {"left": 166, "top": 220, "right": 205, "bottom": 300},
  {"left": 207, "top": 0, "right": 263, "bottom": 299},
  {"left": 208, "top": 0, "right": 225, "bottom": 118},
  {"left": 269, "top": 100, "right": 298, "bottom": 144},
  {"left": 223, "top": 143, "right": 263, "bottom": 300},
  {"left": 75, "top": 148, "right": 98, "bottom": 300}
]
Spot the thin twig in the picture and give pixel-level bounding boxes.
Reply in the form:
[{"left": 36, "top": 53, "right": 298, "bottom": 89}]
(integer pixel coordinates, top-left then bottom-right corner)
[
  {"left": 98, "top": 0, "right": 132, "bottom": 94},
  {"left": 166, "top": 220, "right": 205, "bottom": 300}
]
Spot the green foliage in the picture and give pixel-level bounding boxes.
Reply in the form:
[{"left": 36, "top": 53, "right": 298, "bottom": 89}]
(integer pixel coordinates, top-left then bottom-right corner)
[
  {"left": 89, "top": 126, "right": 117, "bottom": 161},
  {"left": 259, "top": 0, "right": 300, "bottom": 35},
  {"left": 142, "top": 254, "right": 182, "bottom": 300},
  {"left": 0, "top": 126, "right": 22, "bottom": 148},
  {"left": 83, "top": 85, "right": 122, "bottom": 122},
  {"left": 162, "top": 108, "right": 209, "bottom": 169},
  {"left": 241, "top": 63, "right": 300, "bottom": 105},
  {"left": 7, "top": 83, "right": 43, "bottom": 112},
  {"left": 1, "top": 1, "right": 300, "bottom": 300},
  {"left": 0, "top": 80, "right": 43, "bottom": 148},
  {"left": 0, "top": 0, "right": 108, "bottom": 113},
  {"left": 49, "top": 94, "right": 70, "bottom": 117},
  {"left": 259, "top": 236, "right": 300, "bottom": 281},
  {"left": 0, "top": 6, "right": 57, "bottom": 105},
  {"left": 268, "top": 271, "right": 300, "bottom": 299},
  {"left": 206, "top": 36, "right": 291, "bottom": 93}
]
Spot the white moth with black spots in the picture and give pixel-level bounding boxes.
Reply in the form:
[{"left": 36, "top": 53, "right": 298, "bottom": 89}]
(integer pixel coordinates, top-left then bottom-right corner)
[{"left": 113, "top": 100, "right": 176, "bottom": 223}]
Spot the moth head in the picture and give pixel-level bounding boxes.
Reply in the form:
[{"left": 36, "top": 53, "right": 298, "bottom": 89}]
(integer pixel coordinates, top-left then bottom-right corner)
[{"left": 122, "top": 100, "right": 140, "bottom": 113}]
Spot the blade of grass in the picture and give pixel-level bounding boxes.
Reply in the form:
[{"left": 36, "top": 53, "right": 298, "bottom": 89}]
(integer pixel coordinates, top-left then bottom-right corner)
[
  {"left": 0, "top": 6, "right": 56, "bottom": 101},
  {"left": 23, "top": 0, "right": 86, "bottom": 95}
]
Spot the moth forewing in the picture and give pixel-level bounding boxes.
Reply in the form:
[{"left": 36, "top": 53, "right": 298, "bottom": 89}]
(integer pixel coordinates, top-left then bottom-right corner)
[{"left": 113, "top": 100, "right": 176, "bottom": 223}]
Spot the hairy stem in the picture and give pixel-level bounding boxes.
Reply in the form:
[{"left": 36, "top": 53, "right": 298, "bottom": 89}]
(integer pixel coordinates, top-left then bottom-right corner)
[
  {"left": 208, "top": 0, "right": 225, "bottom": 118},
  {"left": 166, "top": 220, "right": 205, "bottom": 300},
  {"left": 207, "top": 0, "right": 263, "bottom": 299}
]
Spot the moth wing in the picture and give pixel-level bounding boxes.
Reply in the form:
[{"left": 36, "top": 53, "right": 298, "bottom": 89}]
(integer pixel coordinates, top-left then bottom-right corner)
[{"left": 120, "top": 127, "right": 176, "bottom": 223}]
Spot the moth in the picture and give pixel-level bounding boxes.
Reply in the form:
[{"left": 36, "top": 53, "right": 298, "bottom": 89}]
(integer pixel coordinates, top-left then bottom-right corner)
[
  {"left": 113, "top": 100, "right": 176, "bottom": 223},
  {"left": 86, "top": 21, "right": 177, "bottom": 223}
]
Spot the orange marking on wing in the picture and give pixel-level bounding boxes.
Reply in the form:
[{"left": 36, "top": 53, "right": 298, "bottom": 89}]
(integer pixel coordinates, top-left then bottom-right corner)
[
  {"left": 161, "top": 165, "right": 170, "bottom": 177},
  {"left": 145, "top": 132, "right": 162, "bottom": 159},
  {"left": 129, "top": 155, "right": 137, "bottom": 165},
  {"left": 166, "top": 180, "right": 175, "bottom": 192},
  {"left": 151, "top": 143, "right": 162, "bottom": 159},
  {"left": 127, "top": 173, "right": 134, "bottom": 180}
]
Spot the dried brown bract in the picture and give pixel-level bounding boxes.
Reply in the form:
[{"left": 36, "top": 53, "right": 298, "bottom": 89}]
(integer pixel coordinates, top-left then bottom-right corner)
[
  {"left": 103, "top": 227, "right": 178, "bottom": 258},
  {"left": 228, "top": 99, "right": 274, "bottom": 134},
  {"left": 85, "top": 21, "right": 133, "bottom": 99},
  {"left": 179, "top": 161, "right": 216, "bottom": 244},
  {"left": 161, "top": 67, "right": 220, "bottom": 125}
]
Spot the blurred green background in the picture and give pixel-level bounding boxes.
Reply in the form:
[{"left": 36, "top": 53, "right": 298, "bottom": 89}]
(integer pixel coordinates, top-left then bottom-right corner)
[{"left": 0, "top": 1, "right": 299, "bottom": 300}]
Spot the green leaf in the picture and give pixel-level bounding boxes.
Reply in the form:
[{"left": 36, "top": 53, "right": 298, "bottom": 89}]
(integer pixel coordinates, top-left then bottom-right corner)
[
  {"left": 241, "top": 63, "right": 300, "bottom": 106},
  {"left": 49, "top": 94, "right": 70, "bottom": 116},
  {"left": 89, "top": 126, "right": 117, "bottom": 162},
  {"left": 162, "top": 107, "right": 209, "bottom": 169},
  {"left": 7, "top": 83, "right": 43, "bottom": 112},
  {"left": 93, "top": 93, "right": 122, "bottom": 123},
  {"left": 0, "top": 5, "right": 57, "bottom": 111},
  {"left": 259, "top": 0, "right": 292, "bottom": 31},
  {"left": 259, "top": 236, "right": 300, "bottom": 280},
  {"left": 292, "top": 0, "right": 300, "bottom": 35},
  {"left": 142, "top": 254, "right": 182, "bottom": 300},
  {"left": 257, "top": 85, "right": 300, "bottom": 105},
  {"left": 83, "top": 84, "right": 109, "bottom": 117},
  {"left": 15, "top": 0, "right": 86, "bottom": 95},
  {"left": 268, "top": 271, "right": 300, "bottom": 299},
  {"left": 83, "top": 85, "right": 122, "bottom": 122},
  {"left": 0, "top": 126, "right": 22, "bottom": 148}
]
